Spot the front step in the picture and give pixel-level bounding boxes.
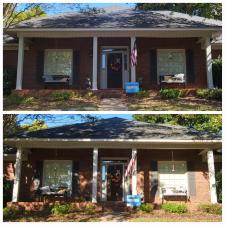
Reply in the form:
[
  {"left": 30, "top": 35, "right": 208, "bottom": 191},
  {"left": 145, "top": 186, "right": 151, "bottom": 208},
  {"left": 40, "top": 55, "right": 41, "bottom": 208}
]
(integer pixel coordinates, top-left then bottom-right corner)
[
  {"left": 100, "top": 202, "right": 128, "bottom": 212},
  {"left": 97, "top": 90, "right": 126, "bottom": 99}
]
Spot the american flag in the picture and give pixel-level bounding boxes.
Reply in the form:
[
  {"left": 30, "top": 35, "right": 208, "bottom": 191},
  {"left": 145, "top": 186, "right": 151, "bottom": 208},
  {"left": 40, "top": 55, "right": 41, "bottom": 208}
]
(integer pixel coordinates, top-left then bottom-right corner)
[
  {"left": 125, "top": 152, "right": 137, "bottom": 178},
  {"left": 131, "top": 40, "right": 137, "bottom": 67}
]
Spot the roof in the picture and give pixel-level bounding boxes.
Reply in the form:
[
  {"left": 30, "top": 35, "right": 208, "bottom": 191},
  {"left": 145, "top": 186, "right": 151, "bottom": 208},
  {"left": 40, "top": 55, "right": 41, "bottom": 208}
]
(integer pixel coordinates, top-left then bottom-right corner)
[
  {"left": 3, "top": 35, "right": 18, "bottom": 44},
  {"left": 6, "top": 117, "right": 221, "bottom": 141},
  {"left": 11, "top": 8, "right": 221, "bottom": 29}
]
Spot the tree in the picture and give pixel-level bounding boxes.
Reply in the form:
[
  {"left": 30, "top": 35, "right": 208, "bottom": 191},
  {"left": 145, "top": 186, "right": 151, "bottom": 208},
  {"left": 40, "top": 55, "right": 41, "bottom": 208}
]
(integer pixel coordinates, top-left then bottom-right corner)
[
  {"left": 135, "top": 3, "right": 222, "bottom": 20},
  {"left": 133, "top": 114, "right": 222, "bottom": 133},
  {"left": 3, "top": 114, "right": 53, "bottom": 137},
  {"left": 3, "top": 114, "right": 99, "bottom": 136},
  {"left": 3, "top": 3, "right": 46, "bottom": 29},
  {"left": 3, "top": 3, "right": 105, "bottom": 29},
  {"left": 21, "top": 120, "right": 48, "bottom": 132}
]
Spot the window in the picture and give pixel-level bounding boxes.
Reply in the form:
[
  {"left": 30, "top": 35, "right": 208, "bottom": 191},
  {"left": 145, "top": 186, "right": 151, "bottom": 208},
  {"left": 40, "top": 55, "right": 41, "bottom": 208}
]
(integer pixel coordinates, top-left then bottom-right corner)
[
  {"left": 157, "top": 49, "right": 186, "bottom": 84},
  {"left": 44, "top": 49, "right": 73, "bottom": 79},
  {"left": 158, "top": 161, "right": 187, "bottom": 190},
  {"left": 42, "top": 160, "right": 72, "bottom": 193}
]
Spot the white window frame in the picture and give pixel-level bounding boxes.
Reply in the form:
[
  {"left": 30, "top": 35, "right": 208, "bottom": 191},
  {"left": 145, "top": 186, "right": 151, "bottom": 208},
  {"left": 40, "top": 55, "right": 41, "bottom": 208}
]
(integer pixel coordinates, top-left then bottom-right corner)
[
  {"left": 158, "top": 161, "right": 188, "bottom": 198},
  {"left": 42, "top": 160, "right": 73, "bottom": 193},
  {"left": 157, "top": 49, "right": 186, "bottom": 84},
  {"left": 44, "top": 49, "right": 73, "bottom": 84}
]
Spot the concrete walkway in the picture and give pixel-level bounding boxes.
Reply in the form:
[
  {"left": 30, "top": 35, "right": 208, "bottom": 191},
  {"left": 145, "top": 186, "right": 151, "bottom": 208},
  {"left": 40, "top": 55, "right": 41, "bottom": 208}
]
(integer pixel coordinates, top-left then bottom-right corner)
[
  {"left": 98, "top": 98, "right": 128, "bottom": 111},
  {"left": 100, "top": 212, "right": 130, "bottom": 222}
]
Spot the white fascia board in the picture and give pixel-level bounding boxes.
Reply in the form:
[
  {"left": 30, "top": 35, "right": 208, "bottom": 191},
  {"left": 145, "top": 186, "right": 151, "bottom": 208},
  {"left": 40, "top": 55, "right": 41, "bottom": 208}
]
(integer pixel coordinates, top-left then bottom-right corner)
[
  {"left": 4, "top": 138, "right": 222, "bottom": 143},
  {"left": 5, "top": 28, "right": 221, "bottom": 39},
  {"left": 4, "top": 138, "right": 222, "bottom": 150},
  {"left": 6, "top": 28, "right": 221, "bottom": 32}
]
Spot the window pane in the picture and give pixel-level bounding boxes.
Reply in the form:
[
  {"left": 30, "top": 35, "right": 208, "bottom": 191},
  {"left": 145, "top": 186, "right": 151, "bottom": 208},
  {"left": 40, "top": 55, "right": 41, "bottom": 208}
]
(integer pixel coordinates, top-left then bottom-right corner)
[
  {"left": 44, "top": 50, "right": 72, "bottom": 76},
  {"left": 43, "top": 160, "right": 72, "bottom": 191},
  {"left": 157, "top": 50, "right": 186, "bottom": 83},
  {"left": 158, "top": 161, "right": 187, "bottom": 189},
  {"left": 101, "top": 53, "right": 106, "bottom": 69}
]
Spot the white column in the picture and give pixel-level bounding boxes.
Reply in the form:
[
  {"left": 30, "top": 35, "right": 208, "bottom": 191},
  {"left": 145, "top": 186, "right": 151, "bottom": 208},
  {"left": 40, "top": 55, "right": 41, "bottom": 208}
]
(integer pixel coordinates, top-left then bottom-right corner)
[
  {"left": 130, "top": 36, "right": 136, "bottom": 82},
  {"left": 205, "top": 37, "right": 214, "bottom": 89},
  {"left": 16, "top": 36, "right": 24, "bottom": 90},
  {"left": 132, "top": 148, "right": 137, "bottom": 195},
  {"left": 12, "top": 148, "right": 23, "bottom": 202},
  {"left": 92, "top": 148, "right": 98, "bottom": 203},
  {"left": 92, "top": 36, "right": 98, "bottom": 90},
  {"left": 207, "top": 150, "right": 217, "bottom": 203}
]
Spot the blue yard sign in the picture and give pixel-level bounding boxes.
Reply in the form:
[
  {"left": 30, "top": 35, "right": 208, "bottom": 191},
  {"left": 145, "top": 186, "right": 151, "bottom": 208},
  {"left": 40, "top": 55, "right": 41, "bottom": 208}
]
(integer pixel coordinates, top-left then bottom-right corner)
[
  {"left": 125, "top": 82, "right": 139, "bottom": 94},
  {"left": 126, "top": 195, "right": 141, "bottom": 207}
]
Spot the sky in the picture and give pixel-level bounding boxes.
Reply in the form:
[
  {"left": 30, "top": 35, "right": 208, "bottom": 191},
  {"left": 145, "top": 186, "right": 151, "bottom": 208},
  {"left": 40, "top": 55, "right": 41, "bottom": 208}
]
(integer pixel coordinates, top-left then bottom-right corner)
[
  {"left": 17, "top": 3, "right": 135, "bottom": 15},
  {"left": 19, "top": 114, "right": 133, "bottom": 127}
]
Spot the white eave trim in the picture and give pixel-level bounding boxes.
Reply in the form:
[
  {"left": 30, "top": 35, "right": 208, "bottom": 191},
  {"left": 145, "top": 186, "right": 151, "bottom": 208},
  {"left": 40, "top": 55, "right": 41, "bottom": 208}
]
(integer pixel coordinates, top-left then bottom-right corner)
[
  {"left": 6, "top": 28, "right": 221, "bottom": 32},
  {"left": 4, "top": 138, "right": 221, "bottom": 143}
]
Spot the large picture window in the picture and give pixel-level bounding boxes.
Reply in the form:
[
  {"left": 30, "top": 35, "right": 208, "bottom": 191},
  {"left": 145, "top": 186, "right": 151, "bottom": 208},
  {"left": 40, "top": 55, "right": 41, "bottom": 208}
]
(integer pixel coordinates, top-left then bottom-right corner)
[
  {"left": 158, "top": 161, "right": 187, "bottom": 190},
  {"left": 42, "top": 160, "right": 72, "bottom": 192},
  {"left": 157, "top": 49, "right": 186, "bottom": 84},
  {"left": 44, "top": 49, "right": 73, "bottom": 78}
]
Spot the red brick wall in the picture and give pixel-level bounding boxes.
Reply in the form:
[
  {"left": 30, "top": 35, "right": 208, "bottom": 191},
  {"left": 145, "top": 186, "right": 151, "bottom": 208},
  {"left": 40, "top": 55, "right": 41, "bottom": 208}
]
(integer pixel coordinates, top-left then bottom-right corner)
[
  {"left": 22, "top": 38, "right": 93, "bottom": 89},
  {"left": 3, "top": 37, "right": 210, "bottom": 89},
  {"left": 137, "top": 38, "right": 207, "bottom": 89},
  {"left": 19, "top": 148, "right": 93, "bottom": 201},
  {"left": 3, "top": 50, "right": 18, "bottom": 69},
  {"left": 137, "top": 149, "right": 211, "bottom": 203},
  {"left": 212, "top": 49, "right": 222, "bottom": 59}
]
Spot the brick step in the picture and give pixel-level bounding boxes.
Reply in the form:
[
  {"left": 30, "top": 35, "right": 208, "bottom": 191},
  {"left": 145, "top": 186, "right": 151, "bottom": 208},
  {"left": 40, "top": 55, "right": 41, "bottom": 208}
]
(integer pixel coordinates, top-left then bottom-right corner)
[
  {"left": 97, "top": 90, "right": 126, "bottom": 99},
  {"left": 100, "top": 202, "right": 128, "bottom": 212}
]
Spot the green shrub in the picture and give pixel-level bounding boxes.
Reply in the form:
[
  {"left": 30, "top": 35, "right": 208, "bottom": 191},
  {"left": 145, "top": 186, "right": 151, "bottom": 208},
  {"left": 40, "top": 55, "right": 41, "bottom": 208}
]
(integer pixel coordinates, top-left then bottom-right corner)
[
  {"left": 3, "top": 205, "right": 25, "bottom": 220},
  {"left": 135, "top": 90, "right": 149, "bottom": 98},
  {"left": 51, "top": 91, "right": 73, "bottom": 101},
  {"left": 159, "top": 89, "right": 180, "bottom": 99},
  {"left": 3, "top": 67, "right": 17, "bottom": 96},
  {"left": 84, "top": 204, "right": 96, "bottom": 214},
  {"left": 84, "top": 91, "right": 96, "bottom": 98},
  {"left": 212, "top": 58, "right": 222, "bottom": 88},
  {"left": 138, "top": 203, "right": 154, "bottom": 213},
  {"left": 51, "top": 204, "right": 72, "bottom": 215},
  {"left": 5, "top": 94, "right": 34, "bottom": 105},
  {"left": 198, "top": 203, "right": 222, "bottom": 215},
  {"left": 3, "top": 178, "right": 14, "bottom": 207},
  {"left": 196, "top": 88, "right": 222, "bottom": 101},
  {"left": 161, "top": 203, "right": 188, "bottom": 214},
  {"left": 216, "top": 169, "right": 222, "bottom": 203}
]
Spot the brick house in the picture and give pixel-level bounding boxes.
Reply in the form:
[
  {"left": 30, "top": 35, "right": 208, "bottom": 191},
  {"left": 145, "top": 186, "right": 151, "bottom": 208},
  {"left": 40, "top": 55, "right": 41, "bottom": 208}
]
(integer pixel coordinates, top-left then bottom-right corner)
[
  {"left": 4, "top": 8, "right": 222, "bottom": 91},
  {"left": 4, "top": 118, "right": 222, "bottom": 205}
]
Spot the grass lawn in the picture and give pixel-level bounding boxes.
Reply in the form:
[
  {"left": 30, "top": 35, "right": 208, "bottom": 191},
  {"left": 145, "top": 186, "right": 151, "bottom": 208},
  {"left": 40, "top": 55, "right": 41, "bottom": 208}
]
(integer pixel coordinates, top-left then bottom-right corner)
[
  {"left": 127, "top": 96, "right": 222, "bottom": 111},
  {"left": 4, "top": 209, "right": 222, "bottom": 222}
]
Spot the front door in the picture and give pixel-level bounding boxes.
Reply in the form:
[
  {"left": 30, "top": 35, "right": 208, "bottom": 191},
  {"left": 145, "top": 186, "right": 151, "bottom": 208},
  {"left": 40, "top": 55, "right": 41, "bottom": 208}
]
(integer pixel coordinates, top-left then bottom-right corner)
[
  {"left": 107, "top": 53, "right": 123, "bottom": 88},
  {"left": 107, "top": 164, "right": 123, "bottom": 201}
]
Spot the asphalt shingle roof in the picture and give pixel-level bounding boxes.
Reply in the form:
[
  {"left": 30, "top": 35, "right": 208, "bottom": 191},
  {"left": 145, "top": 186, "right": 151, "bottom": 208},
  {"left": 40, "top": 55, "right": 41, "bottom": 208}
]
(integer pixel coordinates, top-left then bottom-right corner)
[
  {"left": 7, "top": 118, "right": 221, "bottom": 140},
  {"left": 12, "top": 8, "right": 221, "bottom": 29}
]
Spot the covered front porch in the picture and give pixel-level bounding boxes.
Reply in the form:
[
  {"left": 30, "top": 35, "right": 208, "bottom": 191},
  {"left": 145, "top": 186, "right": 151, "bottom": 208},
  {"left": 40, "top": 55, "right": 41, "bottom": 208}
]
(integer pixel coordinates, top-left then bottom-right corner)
[
  {"left": 6, "top": 29, "right": 216, "bottom": 91},
  {"left": 6, "top": 139, "right": 221, "bottom": 205}
]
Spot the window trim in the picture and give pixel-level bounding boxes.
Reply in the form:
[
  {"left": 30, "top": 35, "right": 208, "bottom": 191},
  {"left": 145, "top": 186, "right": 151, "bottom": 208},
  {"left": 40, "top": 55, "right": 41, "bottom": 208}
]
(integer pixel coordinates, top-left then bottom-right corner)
[
  {"left": 157, "top": 161, "right": 188, "bottom": 197},
  {"left": 42, "top": 160, "right": 73, "bottom": 192},
  {"left": 157, "top": 49, "right": 186, "bottom": 84},
  {"left": 43, "top": 49, "right": 73, "bottom": 84}
]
